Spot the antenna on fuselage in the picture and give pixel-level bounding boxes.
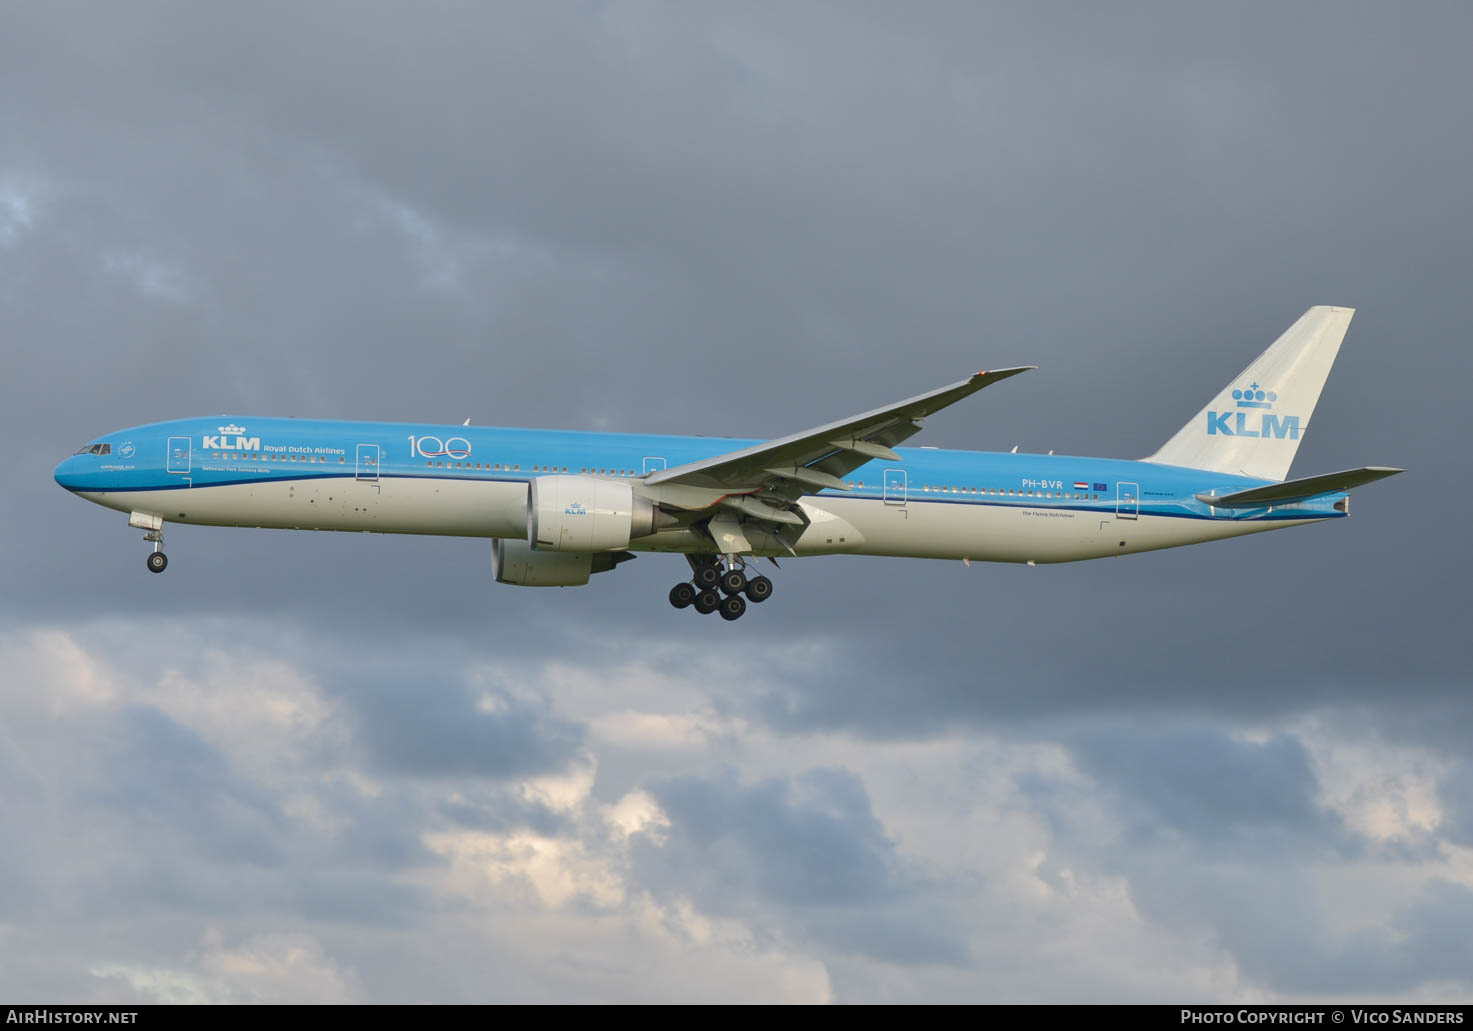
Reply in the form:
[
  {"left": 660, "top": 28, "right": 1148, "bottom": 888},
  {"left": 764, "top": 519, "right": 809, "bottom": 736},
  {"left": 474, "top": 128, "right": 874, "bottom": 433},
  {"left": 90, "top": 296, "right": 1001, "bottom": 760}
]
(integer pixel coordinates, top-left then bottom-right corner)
[{"left": 463, "top": 418, "right": 471, "bottom": 426}]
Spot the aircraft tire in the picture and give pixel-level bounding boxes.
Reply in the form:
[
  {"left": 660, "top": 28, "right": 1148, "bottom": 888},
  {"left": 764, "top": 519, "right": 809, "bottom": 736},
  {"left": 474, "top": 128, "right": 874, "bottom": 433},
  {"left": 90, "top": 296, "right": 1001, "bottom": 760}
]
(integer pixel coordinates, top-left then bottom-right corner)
[
  {"left": 669, "top": 583, "right": 696, "bottom": 609},
  {"left": 146, "top": 552, "right": 168, "bottom": 574},
  {"left": 744, "top": 575, "right": 772, "bottom": 603},
  {"left": 694, "top": 589, "right": 721, "bottom": 615},
  {"left": 719, "top": 569, "right": 747, "bottom": 595},
  {"left": 694, "top": 565, "right": 721, "bottom": 589},
  {"left": 719, "top": 594, "right": 747, "bottom": 621}
]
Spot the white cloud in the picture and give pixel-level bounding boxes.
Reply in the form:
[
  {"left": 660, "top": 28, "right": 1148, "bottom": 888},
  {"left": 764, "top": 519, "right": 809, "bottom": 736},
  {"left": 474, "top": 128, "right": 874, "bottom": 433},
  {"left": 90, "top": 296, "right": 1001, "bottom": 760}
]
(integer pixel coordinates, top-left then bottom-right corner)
[{"left": 92, "top": 929, "right": 362, "bottom": 1004}]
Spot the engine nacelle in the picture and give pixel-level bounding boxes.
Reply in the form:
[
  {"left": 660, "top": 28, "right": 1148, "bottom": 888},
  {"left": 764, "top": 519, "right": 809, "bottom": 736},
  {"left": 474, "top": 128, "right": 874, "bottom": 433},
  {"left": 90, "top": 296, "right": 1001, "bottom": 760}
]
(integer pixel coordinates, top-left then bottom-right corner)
[
  {"left": 492, "top": 539, "right": 634, "bottom": 587},
  {"left": 528, "top": 475, "right": 669, "bottom": 552}
]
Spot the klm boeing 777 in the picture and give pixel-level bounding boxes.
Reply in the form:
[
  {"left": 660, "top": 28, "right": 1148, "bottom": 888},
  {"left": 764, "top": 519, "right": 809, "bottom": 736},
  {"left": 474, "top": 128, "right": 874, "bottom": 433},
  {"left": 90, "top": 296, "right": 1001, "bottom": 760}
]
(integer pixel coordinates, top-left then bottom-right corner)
[{"left": 54, "top": 306, "right": 1400, "bottom": 621}]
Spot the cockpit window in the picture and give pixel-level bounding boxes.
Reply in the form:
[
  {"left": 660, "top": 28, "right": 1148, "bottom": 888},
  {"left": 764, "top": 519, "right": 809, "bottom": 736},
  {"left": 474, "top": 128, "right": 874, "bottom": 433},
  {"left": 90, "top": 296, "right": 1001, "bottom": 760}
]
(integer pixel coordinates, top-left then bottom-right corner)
[{"left": 74, "top": 443, "right": 111, "bottom": 455}]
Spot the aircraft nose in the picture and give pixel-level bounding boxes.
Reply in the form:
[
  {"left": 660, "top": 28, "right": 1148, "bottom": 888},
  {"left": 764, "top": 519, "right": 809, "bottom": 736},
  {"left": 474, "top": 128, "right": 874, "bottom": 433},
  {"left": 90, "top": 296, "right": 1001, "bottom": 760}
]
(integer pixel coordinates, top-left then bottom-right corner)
[{"left": 54, "top": 455, "right": 84, "bottom": 491}]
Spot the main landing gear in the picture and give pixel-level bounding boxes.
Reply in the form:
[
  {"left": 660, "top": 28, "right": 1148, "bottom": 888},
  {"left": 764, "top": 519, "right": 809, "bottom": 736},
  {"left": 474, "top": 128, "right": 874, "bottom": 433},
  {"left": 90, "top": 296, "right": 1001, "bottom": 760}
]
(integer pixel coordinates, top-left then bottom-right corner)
[{"left": 668, "top": 555, "right": 773, "bottom": 621}]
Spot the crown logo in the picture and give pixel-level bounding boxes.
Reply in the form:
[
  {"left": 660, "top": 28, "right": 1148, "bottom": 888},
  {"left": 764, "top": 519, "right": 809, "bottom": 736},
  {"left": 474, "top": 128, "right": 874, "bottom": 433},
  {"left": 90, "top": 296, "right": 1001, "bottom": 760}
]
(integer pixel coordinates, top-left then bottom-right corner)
[
  {"left": 1231, "top": 383, "right": 1277, "bottom": 409},
  {"left": 218, "top": 424, "right": 246, "bottom": 434}
]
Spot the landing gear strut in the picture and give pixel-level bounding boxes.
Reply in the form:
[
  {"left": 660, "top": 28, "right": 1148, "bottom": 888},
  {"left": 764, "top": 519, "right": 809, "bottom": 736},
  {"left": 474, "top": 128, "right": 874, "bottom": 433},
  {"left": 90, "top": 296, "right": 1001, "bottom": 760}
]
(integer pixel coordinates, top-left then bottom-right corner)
[{"left": 668, "top": 554, "right": 773, "bottom": 620}]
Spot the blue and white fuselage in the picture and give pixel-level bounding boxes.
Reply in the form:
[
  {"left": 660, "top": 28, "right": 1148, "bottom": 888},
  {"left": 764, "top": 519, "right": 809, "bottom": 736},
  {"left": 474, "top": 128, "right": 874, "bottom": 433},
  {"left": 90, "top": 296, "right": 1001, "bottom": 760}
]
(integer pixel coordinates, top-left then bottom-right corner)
[
  {"left": 53, "top": 416, "right": 1342, "bottom": 561},
  {"left": 52, "top": 307, "right": 1401, "bottom": 619}
]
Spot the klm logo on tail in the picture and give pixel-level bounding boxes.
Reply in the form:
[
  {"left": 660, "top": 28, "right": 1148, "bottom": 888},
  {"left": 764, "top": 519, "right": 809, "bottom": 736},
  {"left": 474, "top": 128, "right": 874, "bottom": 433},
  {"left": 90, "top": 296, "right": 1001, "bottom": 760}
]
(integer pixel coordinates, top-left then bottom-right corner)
[{"left": 1207, "top": 383, "right": 1300, "bottom": 439}]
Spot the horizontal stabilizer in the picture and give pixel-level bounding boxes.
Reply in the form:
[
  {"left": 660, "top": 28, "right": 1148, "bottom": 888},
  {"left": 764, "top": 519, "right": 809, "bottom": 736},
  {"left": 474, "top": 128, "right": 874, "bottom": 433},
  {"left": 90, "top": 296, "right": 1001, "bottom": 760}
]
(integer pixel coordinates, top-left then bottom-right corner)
[{"left": 1198, "top": 466, "right": 1403, "bottom": 508}]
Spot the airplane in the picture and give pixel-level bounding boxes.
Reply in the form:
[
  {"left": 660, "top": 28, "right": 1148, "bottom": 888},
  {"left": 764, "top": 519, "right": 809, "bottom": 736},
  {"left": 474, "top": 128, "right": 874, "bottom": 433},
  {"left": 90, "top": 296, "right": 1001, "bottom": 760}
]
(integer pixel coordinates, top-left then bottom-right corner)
[{"left": 54, "top": 306, "right": 1400, "bottom": 622}]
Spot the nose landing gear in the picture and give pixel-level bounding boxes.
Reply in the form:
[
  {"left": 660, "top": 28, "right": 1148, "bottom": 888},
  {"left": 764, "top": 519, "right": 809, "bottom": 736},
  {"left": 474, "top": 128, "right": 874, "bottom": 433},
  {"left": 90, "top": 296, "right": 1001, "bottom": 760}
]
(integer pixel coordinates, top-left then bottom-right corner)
[
  {"left": 128, "top": 512, "right": 169, "bottom": 574},
  {"left": 144, "top": 529, "right": 168, "bottom": 573},
  {"left": 667, "top": 554, "right": 773, "bottom": 620}
]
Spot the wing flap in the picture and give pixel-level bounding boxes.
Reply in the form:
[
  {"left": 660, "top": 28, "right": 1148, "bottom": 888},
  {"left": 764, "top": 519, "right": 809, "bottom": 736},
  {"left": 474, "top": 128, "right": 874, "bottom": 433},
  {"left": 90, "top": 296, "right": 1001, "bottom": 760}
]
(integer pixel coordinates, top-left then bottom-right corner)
[{"left": 830, "top": 438, "right": 902, "bottom": 462}]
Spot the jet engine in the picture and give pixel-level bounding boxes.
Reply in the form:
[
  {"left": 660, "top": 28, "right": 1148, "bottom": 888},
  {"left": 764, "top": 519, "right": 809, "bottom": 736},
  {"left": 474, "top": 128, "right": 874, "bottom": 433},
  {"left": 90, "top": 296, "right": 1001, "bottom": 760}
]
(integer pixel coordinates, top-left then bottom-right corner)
[
  {"left": 527, "top": 475, "right": 673, "bottom": 552},
  {"left": 492, "top": 539, "right": 634, "bottom": 587}
]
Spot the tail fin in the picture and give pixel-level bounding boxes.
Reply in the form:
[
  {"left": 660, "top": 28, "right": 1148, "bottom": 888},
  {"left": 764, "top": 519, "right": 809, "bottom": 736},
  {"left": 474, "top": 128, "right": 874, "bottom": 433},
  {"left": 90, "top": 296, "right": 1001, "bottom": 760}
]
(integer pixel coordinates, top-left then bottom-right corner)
[{"left": 1145, "top": 306, "right": 1354, "bottom": 481}]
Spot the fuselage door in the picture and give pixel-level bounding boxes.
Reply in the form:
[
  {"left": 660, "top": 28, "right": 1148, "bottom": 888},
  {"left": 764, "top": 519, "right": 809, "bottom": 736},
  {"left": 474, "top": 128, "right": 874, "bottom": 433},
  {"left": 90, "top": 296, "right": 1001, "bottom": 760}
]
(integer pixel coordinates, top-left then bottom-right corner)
[
  {"left": 1116, "top": 481, "right": 1139, "bottom": 520},
  {"left": 167, "top": 436, "right": 191, "bottom": 475},
  {"left": 356, "top": 444, "right": 380, "bottom": 482},
  {"left": 884, "top": 468, "right": 907, "bottom": 505},
  {"left": 642, "top": 456, "right": 667, "bottom": 475}
]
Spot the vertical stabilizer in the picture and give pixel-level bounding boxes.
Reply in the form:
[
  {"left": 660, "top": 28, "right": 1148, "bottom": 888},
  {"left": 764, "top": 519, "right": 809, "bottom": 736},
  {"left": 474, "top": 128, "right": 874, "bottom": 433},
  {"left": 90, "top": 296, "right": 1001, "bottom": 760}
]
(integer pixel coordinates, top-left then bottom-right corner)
[{"left": 1144, "top": 306, "right": 1354, "bottom": 482}]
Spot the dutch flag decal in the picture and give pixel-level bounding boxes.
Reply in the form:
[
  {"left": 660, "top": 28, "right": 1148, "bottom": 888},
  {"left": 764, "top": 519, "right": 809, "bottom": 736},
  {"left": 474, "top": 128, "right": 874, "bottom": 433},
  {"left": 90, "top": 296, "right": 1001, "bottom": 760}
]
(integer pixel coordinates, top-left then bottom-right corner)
[{"left": 1073, "top": 481, "right": 1089, "bottom": 490}]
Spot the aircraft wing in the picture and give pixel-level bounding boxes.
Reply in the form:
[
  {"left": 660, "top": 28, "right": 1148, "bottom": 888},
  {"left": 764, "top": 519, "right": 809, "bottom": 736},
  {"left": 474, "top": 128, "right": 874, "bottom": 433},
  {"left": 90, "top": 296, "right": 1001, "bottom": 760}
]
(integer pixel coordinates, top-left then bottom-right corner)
[{"left": 643, "top": 367, "right": 1033, "bottom": 547}]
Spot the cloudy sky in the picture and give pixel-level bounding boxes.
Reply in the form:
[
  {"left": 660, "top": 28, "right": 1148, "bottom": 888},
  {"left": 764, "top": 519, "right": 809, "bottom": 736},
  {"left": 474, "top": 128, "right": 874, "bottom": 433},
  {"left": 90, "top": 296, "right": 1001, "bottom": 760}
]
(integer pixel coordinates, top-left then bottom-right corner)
[{"left": 3, "top": 1, "right": 1471, "bottom": 1003}]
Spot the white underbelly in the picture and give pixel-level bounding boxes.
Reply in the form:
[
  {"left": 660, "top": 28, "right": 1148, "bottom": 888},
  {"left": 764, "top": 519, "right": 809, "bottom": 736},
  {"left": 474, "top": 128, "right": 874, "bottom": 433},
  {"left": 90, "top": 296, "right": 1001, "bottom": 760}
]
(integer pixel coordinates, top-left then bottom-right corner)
[
  {"left": 825, "top": 496, "right": 1319, "bottom": 563},
  {"left": 80, "top": 476, "right": 528, "bottom": 538}
]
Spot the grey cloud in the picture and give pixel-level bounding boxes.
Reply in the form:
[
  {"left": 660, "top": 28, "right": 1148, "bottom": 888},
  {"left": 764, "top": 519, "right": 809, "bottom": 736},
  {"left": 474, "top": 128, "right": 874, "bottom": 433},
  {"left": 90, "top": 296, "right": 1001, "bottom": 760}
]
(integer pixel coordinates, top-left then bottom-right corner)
[
  {"left": 332, "top": 669, "right": 585, "bottom": 780},
  {"left": 88, "top": 705, "right": 290, "bottom": 867},
  {"left": 636, "top": 766, "right": 970, "bottom": 965},
  {"left": 1435, "top": 761, "right": 1473, "bottom": 847},
  {"left": 1063, "top": 728, "right": 1342, "bottom": 851},
  {"left": 1018, "top": 726, "right": 1473, "bottom": 996},
  {"left": 1149, "top": 868, "right": 1473, "bottom": 996}
]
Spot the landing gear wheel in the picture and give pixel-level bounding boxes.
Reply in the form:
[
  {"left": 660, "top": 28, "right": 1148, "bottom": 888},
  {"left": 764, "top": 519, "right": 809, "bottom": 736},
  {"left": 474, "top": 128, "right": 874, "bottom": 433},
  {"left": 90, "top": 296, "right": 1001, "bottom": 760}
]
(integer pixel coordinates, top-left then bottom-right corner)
[
  {"left": 719, "top": 594, "right": 747, "bottom": 621},
  {"left": 719, "top": 569, "right": 748, "bottom": 595},
  {"left": 693, "top": 565, "right": 721, "bottom": 589},
  {"left": 694, "top": 589, "right": 721, "bottom": 615},
  {"left": 669, "top": 582, "right": 696, "bottom": 609},
  {"left": 146, "top": 552, "right": 168, "bottom": 574},
  {"left": 744, "top": 575, "right": 773, "bottom": 603}
]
